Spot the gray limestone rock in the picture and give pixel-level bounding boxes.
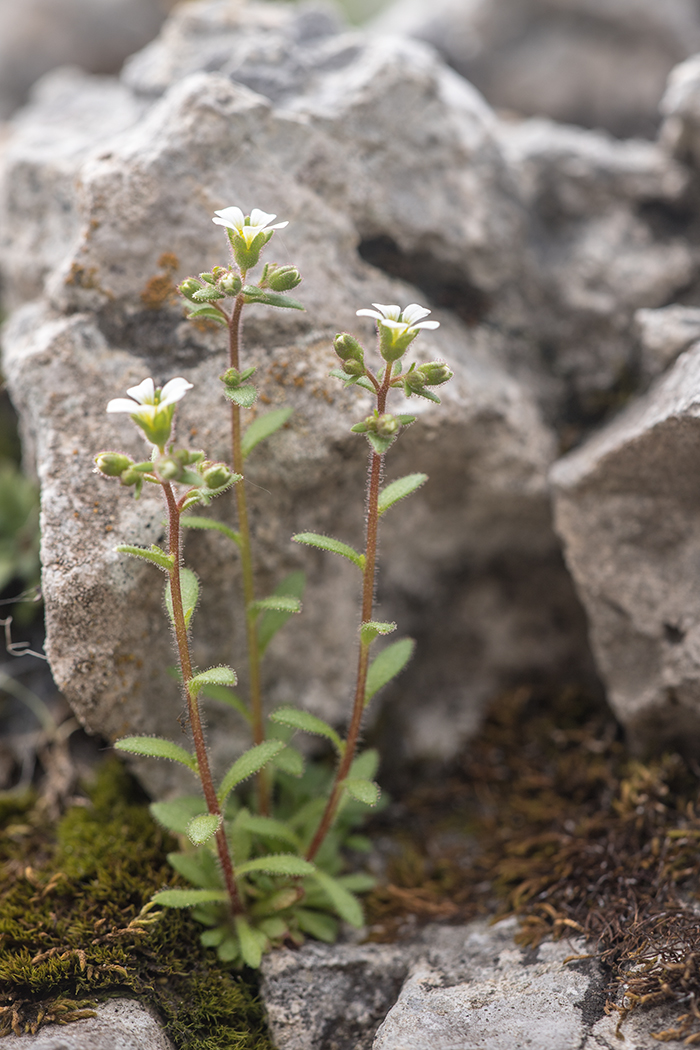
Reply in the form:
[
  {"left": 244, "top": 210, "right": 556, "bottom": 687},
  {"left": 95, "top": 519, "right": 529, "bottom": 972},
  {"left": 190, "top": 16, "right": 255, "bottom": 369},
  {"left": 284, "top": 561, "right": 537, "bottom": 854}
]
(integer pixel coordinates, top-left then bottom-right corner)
[
  {"left": 261, "top": 917, "right": 678, "bottom": 1050},
  {"left": 373, "top": 0, "right": 700, "bottom": 138},
  {"left": 551, "top": 343, "right": 700, "bottom": 749},
  {"left": 0, "top": 0, "right": 599, "bottom": 784},
  {"left": 8, "top": 999, "right": 174, "bottom": 1049},
  {"left": 636, "top": 304, "right": 700, "bottom": 378}
]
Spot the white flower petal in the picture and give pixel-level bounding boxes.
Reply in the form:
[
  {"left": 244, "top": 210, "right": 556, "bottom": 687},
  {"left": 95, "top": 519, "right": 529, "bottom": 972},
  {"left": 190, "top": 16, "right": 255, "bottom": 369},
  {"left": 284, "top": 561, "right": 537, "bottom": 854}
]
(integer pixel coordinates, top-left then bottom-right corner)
[
  {"left": 107, "top": 398, "right": 142, "bottom": 414},
  {"left": 159, "top": 377, "right": 193, "bottom": 406},
  {"left": 402, "top": 303, "right": 431, "bottom": 324},
  {"left": 356, "top": 308, "right": 384, "bottom": 320},
  {"left": 378, "top": 319, "right": 409, "bottom": 332},
  {"left": 249, "top": 208, "right": 277, "bottom": 227},
  {"left": 126, "top": 378, "right": 155, "bottom": 404},
  {"left": 267, "top": 220, "right": 288, "bottom": 231},
  {"left": 371, "top": 303, "right": 402, "bottom": 321},
  {"left": 414, "top": 320, "right": 440, "bottom": 330},
  {"left": 214, "top": 206, "right": 245, "bottom": 229}
]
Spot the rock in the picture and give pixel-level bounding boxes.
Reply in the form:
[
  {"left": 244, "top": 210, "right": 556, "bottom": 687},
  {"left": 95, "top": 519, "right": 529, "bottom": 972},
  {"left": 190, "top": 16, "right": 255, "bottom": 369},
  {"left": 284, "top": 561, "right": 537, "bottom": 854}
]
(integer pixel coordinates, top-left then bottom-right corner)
[
  {"left": 8, "top": 998, "right": 174, "bottom": 1049},
  {"left": 261, "top": 917, "right": 677, "bottom": 1049},
  {"left": 261, "top": 940, "right": 412, "bottom": 1050},
  {"left": 0, "top": 0, "right": 599, "bottom": 784},
  {"left": 373, "top": 0, "right": 700, "bottom": 138},
  {"left": 635, "top": 304, "right": 700, "bottom": 378},
  {"left": 0, "top": 0, "right": 175, "bottom": 120},
  {"left": 551, "top": 343, "right": 700, "bottom": 750}
]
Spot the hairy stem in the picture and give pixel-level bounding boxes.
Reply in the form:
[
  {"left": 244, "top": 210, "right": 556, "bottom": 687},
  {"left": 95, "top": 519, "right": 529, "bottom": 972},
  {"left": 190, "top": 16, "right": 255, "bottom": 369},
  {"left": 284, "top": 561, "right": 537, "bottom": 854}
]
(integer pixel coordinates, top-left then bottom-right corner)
[
  {"left": 162, "top": 480, "right": 243, "bottom": 914},
  {"left": 306, "top": 365, "right": 392, "bottom": 862},
  {"left": 228, "top": 296, "right": 269, "bottom": 815}
]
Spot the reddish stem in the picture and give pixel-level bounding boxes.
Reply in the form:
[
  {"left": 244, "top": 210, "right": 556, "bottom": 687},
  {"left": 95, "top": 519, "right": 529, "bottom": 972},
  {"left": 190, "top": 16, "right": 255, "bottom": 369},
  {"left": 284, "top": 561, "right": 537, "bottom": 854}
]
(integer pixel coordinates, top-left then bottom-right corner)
[{"left": 161, "top": 480, "right": 243, "bottom": 914}]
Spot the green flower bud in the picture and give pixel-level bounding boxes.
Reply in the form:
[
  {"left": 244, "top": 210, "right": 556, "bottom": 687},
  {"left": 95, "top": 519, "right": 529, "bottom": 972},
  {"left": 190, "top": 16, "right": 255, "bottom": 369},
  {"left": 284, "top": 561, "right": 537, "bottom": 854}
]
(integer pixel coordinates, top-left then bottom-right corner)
[
  {"left": 403, "top": 370, "right": 426, "bottom": 394},
  {"left": 334, "top": 333, "right": 365, "bottom": 362},
  {"left": 218, "top": 271, "right": 242, "bottom": 296},
  {"left": 94, "top": 452, "right": 134, "bottom": 477},
  {"left": 202, "top": 462, "right": 234, "bottom": 490},
  {"left": 179, "top": 277, "right": 204, "bottom": 301},
  {"left": 342, "top": 358, "right": 366, "bottom": 377},
  {"left": 119, "top": 467, "right": 144, "bottom": 488},
  {"left": 228, "top": 228, "right": 270, "bottom": 271},
  {"left": 267, "top": 265, "right": 302, "bottom": 291},
  {"left": 418, "top": 361, "right": 453, "bottom": 386},
  {"left": 375, "top": 414, "right": 400, "bottom": 437},
  {"left": 156, "top": 456, "right": 181, "bottom": 481}
]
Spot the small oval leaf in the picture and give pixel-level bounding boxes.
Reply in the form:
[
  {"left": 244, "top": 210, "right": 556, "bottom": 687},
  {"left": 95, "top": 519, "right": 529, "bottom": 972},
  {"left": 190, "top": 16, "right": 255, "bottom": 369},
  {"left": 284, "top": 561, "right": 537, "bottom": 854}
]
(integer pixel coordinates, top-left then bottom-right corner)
[
  {"left": 242, "top": 407, "right": 293, "bottom": 460},
  {"left": 365, "top": 638, "right": 415, "bottom": 703},
  {"left": 269, "top": 707, "right": 343, "bottom": 754},
  {"left": 115, "top": 544, "right": 173, "bottom": 571},
  {"left": 235, "top": 854, "right": 316, "bottom": 878},
  {"left": 187, "top": 812, "right": 222, "bottom": 845},
  {"left": 165, "top": 568, "right": 199, "bottom": 629},
  {"left": 114, "top": 736, "right": 197, "bottom": 772},
  {"left": 378, "top": 473, "right": 428, "bottom": 516},
  {"left": 343, "top": 778, "right": 380, "bottom": 806},
  {"left": 258, "top": 571, "right": 306, "bottom": 655},
  {"left": 217, "top": 740, "right": 285, "bottom": 805},
  {"left": 310, "top": 870, "right": 364, "bottom": 927},
  {"left": 179, "top": 516, "right": 240, "bottom": 546},
  {"left": 151, "top": 888, "right": 228, "bottom": 908},
  {"left": 189, "top": 665, "right": 237, "bottom": 698},
  {"left": 292, "top": 533, "right": 365, "bottom": 570}
]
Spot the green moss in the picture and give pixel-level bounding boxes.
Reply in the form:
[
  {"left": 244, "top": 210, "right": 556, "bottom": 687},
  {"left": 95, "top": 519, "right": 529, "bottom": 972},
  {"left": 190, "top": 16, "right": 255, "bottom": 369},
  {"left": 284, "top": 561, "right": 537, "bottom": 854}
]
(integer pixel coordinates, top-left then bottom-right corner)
[{"left": 0, "top": 759, "right": 274, "bottom": 1047}]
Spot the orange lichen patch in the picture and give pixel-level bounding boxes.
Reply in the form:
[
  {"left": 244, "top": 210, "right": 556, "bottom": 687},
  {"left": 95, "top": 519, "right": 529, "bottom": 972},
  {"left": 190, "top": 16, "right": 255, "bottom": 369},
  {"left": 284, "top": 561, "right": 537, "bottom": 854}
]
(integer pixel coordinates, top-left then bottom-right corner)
[
  {"left": 140, "top": 273, "right": 178, "bottom": 311},
  {"left": 158, "top": 252, "right": 179, "bottom": 273},
  {"left": 64, "top": 263, "right": 103, "bottom": 291}
]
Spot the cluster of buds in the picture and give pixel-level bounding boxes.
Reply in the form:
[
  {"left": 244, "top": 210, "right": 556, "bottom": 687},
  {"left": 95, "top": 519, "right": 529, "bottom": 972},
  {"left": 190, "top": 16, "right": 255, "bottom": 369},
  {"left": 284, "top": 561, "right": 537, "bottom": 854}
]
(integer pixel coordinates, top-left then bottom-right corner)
[
  {"left": 396, "top": 360, "right": 453, "bottom": 403},
  {"left": 350, "top": 410, "right": 416, "bottom": 454},
  {"left": 259, "top": 262, "right": 302, "bottom": 292},
  {"left": 219, "top": 366, "right": 258, "bottom": 409},
  {"left": 180, "top": 267, "right": 242, "bottom": 305},
  {"left": 334, "top": 333, "right": 366, "bottom": 378}
]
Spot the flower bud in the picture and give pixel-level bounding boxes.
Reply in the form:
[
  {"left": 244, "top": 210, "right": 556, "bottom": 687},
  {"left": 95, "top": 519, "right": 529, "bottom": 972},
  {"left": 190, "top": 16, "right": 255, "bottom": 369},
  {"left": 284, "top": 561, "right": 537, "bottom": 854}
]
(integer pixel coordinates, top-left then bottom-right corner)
[
  {"left": 342, "top": 358, "right": 366, "bottom": 377},
  {"left": 218, "top": 272, "right": 242, "bottom": 296},
  {"left": 179, "top": 278, "right": 203, "bottom": 301},
  {"left": 202, "top": 462, "right": 234, "bottom": 490},
  {"left": 156, "top": 456, "right": 181, "bottom": 481},
  {"left": 95, "top": 452, "right": 134, "bottom": 477},
  {"left": 334, "top": 333, "right": 365, "bottom": 362},
  {"left": 267, "top": 265, "right": 302, "bottom": 291},
  {"left": 119, "top": 467, "right": 143, "bottom": 487},
  {"left": 418, "top": 361, "right": 453, "bottom": 386},
  {"left": 376, "top": 414, "right": 400, "bottom": 437},
  {"left": 403, "top": 370, "right": 426, "bottom": 394}
]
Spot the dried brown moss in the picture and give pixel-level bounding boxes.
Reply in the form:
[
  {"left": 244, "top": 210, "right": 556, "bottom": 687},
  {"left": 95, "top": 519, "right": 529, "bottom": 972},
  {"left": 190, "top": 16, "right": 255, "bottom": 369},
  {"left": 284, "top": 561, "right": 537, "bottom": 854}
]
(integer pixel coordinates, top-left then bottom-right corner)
[{"left": 366, "top": 686, "right": 700, "bottom": 1042}]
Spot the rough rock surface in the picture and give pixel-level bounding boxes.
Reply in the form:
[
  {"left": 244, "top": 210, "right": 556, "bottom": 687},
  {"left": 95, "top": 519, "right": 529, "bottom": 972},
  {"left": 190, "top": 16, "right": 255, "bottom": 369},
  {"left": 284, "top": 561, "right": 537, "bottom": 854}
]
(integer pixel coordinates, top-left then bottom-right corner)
[
  {"left": 1, "top": 0, "right": 699, "bottom": 771},
  {"left": 0, "top": 0, "right": 601, "bottom": 784},
  {"left": 8, "top": 999, "right": 174, "bottom": 1049},
  {"left": 374, "top": 0, "right": 700, "bottom": 138},
  {"left": 0, "top": 0, "right": 175, "bottom": 120},
  {"left": 551, "top": 343, "right": 700, "bottom": 749},
  {"left": 261, "top": 918, "right": 676, "bottom": 1050}
]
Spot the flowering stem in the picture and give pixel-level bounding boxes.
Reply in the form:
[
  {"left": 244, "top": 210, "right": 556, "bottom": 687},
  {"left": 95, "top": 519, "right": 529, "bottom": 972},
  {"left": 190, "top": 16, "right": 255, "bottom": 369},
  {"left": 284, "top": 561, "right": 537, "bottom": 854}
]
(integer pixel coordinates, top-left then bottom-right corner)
[
  {"left": 161, "top": 480, "right": 243, "bottom": 914},
  {"left": 227, "top": 295, "right": 269, "bottom": 816},
  {"left": 306, "top": 365, "right": 392, "bottom": 862}
]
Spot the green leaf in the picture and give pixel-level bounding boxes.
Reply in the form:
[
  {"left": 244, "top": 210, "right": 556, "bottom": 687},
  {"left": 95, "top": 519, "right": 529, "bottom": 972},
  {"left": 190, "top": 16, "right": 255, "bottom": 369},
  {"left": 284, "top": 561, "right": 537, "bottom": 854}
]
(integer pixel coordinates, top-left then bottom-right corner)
[
  {"left": 235, "top": 855, "right": 316, "bottom": 878},
  {"left": 250, "top": 888, "right": 301, "bottom": 917},
  {"left": 152, "top": 889, "right": 228, "bottom": 908},
  {"left": 217, "top": 936, "right": 241, "bottom": 964},
  {"left": 296, "top": 908, "right": 338, "bottom": 943},
  {"left": 115, "top": 544, "right": 174, "bottom": 571},
  {"left": 365, "top": 638, "right": 415, "bottom": 703},
  {"left": 187, "top": 812, "right": 222, "bottom": 845},
  {"left": 368, "top": 432, "right": 398, "bottom": 455},
  {"left": 343, "top": 778, "right": 380, "bottom": 806},
  {"left": 238, "top": 813, "right": 301, "bottom": 849},
  {"left": 249, "top": 595, "right": 302, "bottom": 616},
  {"left": 200, "top": 684, "right": 252, "bottom": 725},
  {"left": 258, "top": 571, "right": 306, "bottom": 655},
  {"left": 179, "top": 516, "right": 241, "bottom": 546},
  {"left": 415, "top": 387, "right": 441, "bottom": 403},
  {"left": 235, "top": 916, "right": 266, "bottom": 968},
  {"left": 269, "top": 707, "right": 343, "bottom": 754},
  {"left": 360, "top": 620, "right": 396, "bottom": 646},
  {"left": 165, "top": 568, "right": 199, "bottom": 629},
  {"left": 242, "top": 408, "right": 293, "bottom": 460},
  {"left": 189, "top": 666, "right": 237, "bottom": 699},
  {"left": 271, "top": 745, "right": 305, "bottom": 777},
  {"left": 310, "top": 870, "right": 364, "bottom": 927},
  {"left": 114, "top": 736, "right": 197, "bottom": 772},
  {"left": 258, "top": 916, "right": 289, "bottom": 941},
  {"left": 396, "top": 414, "right": 416, "bottom": 425},
  {"left": 378, "top": 473, "right": 428, "bottom": 517},
  {"left": 150, "top": 796, "right": 206, "bottom": 835},
  {"left": 217, "top": 740, "right": 286, "bottom": 805},
  {"left": 186, "top": 306, "right": 227, "bottom": 324},
  {"left": 200, "top": 927, "right": 225, "bottom": 947},
  {"left": 242, "top": 286, "right": 304, "bottom": 311},
  {"left": 349, "top": 748, "right": 380, "bottom": 782},
  {"left": 337, "top": 872, "right": 377, "bottom": 893},
  {"left": 292, "top": 533, "right": 365, "bottom": 571},
  {"left": 223, "top": 385, "right": 258, "bottom": 408},
  {"left": 167, "top": 850, "right": 221, "bottom": 889}
]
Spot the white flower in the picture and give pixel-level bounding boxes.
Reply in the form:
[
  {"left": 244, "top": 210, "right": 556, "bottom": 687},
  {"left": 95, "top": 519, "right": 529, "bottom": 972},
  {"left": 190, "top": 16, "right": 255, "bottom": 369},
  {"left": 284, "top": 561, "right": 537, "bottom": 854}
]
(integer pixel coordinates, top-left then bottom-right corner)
[
  {"left": 107, "top": 377, "right": 192, "bottom": 418},
  {"left": 212, "top": 206, "right": 288, "bottom": 247},
  {"left": 356, "top": 302, "right": 440, "bottom": 339}
]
